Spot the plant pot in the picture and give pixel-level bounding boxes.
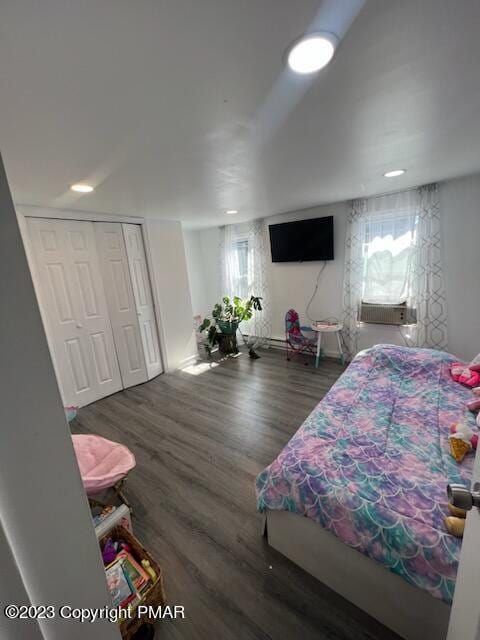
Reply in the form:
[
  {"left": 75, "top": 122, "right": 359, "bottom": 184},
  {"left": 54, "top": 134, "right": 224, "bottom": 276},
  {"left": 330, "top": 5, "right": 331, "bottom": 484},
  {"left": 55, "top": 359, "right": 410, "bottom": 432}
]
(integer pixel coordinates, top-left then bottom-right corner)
[
  {"left": 216, "top": 331, "right": 239, "bottom": 355},
  {"left": 217, "top": 320, "right": 239, "bottom": 334}
]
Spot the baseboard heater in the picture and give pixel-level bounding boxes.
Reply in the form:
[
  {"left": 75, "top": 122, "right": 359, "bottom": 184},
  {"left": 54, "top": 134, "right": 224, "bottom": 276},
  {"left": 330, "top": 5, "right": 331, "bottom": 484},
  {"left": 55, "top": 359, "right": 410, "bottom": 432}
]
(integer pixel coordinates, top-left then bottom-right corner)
[{"left": 360, "top": 302, "right": 416, "bottom": 326}]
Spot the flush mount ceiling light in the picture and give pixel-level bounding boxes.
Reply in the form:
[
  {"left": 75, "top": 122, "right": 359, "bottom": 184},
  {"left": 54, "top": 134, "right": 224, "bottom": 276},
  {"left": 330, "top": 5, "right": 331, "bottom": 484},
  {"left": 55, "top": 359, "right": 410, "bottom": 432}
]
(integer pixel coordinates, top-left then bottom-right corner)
[
  {"left": 383, "top": 169, "right": 406, "bottom": 178},
  {"left": 225, "top": 209, "right": 238, "bottom": 215},
  {"left": 286, "top": 32, "right": 338, "bottom": 74},
  {"left": 70, "top": 183, "right": 94, "bottom": 193}
]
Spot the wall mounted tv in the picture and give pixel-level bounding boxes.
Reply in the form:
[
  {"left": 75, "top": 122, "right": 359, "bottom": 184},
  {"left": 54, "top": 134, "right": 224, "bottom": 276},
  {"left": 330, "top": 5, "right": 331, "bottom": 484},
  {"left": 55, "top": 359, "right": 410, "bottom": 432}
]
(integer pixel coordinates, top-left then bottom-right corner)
[{"left": 269, "top": 216, "right": 334, "bottom": 262}]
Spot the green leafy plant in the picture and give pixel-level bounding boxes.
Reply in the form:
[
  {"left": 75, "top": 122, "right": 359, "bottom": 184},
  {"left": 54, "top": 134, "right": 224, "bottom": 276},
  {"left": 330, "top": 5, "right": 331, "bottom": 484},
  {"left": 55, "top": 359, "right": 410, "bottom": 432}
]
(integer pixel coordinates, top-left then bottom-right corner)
[{"left": 199, "top": 295, "right": 263, "bottom": 358}]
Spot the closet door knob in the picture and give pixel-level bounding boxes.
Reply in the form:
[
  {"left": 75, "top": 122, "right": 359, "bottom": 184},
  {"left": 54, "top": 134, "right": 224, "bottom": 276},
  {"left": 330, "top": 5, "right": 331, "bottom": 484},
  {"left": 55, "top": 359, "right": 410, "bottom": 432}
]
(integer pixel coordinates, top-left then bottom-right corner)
[{"left": 76, "top": 322, "right": 83, "bottom": 329}]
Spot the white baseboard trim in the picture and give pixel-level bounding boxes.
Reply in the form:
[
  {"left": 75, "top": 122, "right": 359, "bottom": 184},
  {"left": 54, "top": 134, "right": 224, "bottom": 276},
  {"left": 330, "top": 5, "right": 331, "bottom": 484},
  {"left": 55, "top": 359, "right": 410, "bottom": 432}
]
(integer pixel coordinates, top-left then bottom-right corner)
[
  {"left": 164, "top": 352, "right": 199, "bottom": 373},
  {"left": 177, "top": 353, "right": 200, "bottom": 370}
]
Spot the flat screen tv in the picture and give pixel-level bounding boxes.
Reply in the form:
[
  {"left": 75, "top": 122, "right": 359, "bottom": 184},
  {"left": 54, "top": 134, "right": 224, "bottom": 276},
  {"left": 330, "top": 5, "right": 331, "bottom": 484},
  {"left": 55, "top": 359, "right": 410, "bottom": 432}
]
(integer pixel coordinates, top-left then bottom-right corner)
[{"left": 269, "top": 216, "right": 334, "bottom": 262}]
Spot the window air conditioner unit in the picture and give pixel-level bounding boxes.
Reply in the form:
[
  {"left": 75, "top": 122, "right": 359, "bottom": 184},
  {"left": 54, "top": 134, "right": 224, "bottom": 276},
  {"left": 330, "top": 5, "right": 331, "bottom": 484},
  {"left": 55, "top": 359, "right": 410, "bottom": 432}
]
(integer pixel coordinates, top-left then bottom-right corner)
[{"left": 359, "top": 302, "right": 416, "bottom": 326}]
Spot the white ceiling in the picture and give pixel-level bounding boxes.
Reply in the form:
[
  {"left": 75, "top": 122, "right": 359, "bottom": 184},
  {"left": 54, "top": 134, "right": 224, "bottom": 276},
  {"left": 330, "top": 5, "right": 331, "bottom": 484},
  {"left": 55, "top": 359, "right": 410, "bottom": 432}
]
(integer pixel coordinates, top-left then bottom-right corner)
[{"left": 1, "top": 0, "right": 480, "bottom": 228}]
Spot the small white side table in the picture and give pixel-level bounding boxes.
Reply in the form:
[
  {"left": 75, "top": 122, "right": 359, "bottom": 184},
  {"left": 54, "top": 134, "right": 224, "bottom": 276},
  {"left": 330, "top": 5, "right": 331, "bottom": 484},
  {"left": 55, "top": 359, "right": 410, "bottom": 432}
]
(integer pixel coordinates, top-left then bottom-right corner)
[{"left": 311, "top": 322, "right": 345, "bottom": 367}]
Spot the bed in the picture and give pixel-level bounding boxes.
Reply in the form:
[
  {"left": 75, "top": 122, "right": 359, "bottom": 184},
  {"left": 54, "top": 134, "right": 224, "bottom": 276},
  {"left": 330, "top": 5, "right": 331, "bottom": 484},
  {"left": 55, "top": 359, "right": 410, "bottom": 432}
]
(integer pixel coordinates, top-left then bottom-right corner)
[{"left": 256, "top": 345, "right": 476, "bottom": 640}]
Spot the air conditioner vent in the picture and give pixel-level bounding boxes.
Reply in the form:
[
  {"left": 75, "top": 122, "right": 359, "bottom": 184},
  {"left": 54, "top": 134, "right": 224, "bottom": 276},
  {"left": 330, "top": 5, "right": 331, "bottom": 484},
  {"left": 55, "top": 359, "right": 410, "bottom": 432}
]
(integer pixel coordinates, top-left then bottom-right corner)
[{"left": 360, "top": 302, "right": 416, "bottom": 326}]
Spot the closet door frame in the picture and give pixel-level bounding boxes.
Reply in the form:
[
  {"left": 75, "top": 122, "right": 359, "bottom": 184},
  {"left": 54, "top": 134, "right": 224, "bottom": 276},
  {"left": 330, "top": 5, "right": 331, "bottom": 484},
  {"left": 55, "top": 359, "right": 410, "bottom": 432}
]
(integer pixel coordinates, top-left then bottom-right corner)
[{"left": 17, "top": 206, "right": 166, "bottom": 396}]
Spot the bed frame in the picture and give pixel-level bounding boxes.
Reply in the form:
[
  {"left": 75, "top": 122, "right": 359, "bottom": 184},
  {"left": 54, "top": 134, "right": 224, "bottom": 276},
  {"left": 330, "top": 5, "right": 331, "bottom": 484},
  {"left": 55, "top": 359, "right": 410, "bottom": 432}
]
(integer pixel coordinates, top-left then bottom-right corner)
[{"left": 264, "top": 510, "right": 451, "bottom": 640}]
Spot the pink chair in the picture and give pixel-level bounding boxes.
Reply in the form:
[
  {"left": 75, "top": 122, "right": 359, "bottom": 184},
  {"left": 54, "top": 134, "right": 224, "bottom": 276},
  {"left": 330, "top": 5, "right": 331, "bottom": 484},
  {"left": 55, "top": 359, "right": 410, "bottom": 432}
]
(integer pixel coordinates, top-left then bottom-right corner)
[
  {"left": 285, "top": 309, "right": 317, "bottom": 362},
  {"left": 72, "top": 434, "right": 136, "bottom": 509}
]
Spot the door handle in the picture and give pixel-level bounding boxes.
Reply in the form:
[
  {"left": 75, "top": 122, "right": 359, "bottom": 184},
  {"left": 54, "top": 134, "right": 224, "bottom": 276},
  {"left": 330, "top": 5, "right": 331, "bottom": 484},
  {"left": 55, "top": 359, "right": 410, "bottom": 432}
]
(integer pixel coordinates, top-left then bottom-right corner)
[
  {"left": 76, "top": 322, "right": 83, "bottom": 329},
  {"left": 447, "top": 483, "right": 480, "bottom": 511}
]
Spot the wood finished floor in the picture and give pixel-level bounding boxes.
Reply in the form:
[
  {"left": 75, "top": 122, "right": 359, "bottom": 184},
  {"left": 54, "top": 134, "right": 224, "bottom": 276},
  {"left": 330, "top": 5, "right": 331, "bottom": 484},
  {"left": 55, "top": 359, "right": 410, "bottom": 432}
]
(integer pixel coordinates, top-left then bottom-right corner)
[{"left": 72, "top": 348, "right": 399, "bottom": 640}]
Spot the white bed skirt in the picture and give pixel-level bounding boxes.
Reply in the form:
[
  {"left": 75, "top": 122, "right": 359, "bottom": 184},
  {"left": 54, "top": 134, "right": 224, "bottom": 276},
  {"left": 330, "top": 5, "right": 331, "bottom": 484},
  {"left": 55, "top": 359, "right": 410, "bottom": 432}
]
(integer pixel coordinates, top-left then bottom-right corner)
[{"left": 265, "top": 510, "right": 451, "bottom": 640}]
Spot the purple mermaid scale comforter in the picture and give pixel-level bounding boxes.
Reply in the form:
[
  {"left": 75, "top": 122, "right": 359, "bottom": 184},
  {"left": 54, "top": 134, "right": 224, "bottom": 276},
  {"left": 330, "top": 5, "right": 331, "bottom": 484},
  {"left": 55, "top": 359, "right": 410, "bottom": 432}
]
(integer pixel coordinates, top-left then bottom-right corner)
[{"left": 256, "top": 345, "right": 476, "bottom": 603}]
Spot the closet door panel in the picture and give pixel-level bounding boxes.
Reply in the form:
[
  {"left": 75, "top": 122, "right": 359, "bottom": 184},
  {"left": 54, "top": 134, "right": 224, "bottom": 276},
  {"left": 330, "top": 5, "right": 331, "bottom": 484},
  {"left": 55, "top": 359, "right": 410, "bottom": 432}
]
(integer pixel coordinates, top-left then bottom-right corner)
[
  {"left": 46, "top": 262, "right": 75, "bottom": 323},
  {"left": 74, "top": 261, "right": 100, "bottom": 318},
  {"left": 95, "top": 223, "right": 148, "bottom": 388},
  {"left": 123, "top": 224, "right": 163, "bottom": 379},
  {"left": 29, "top": 218, "right": 89, "bottom": 404},
  {"left": 66, "top": 337, "right": 90, "bottom": 393},
  {"left": 27, "top": 218, "right": 122, "bottom": 406},
  {"left": 65, "top": 220, "right": 122, "bottom": 398},
  {"left": 141, "top": 320, "right": 158, "bottom": 368}
]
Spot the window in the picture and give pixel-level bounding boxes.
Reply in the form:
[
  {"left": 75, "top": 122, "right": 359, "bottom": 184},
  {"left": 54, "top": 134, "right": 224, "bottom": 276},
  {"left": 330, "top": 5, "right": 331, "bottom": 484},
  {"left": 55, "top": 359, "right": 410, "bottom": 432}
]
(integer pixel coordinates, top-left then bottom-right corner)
[
  {"left": 361, "top": 211, "right": 417, "bottom": 305},
  {"left": 234, "top": 239, "right": 249, "bottom": 299}
]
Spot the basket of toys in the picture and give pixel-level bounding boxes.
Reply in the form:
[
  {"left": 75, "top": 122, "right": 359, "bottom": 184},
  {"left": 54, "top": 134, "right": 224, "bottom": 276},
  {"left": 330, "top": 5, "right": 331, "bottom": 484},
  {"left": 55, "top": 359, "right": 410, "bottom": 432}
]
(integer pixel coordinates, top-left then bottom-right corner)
[{"left": 100, "top": 525, "right": 166, "bottom": 639}]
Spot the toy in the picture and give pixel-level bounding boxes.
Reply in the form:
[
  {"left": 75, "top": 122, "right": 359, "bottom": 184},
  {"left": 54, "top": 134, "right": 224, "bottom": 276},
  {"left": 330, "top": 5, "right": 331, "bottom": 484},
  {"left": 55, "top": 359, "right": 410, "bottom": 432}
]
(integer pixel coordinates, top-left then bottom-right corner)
[
  {"left": 451, "top": 362, "right": 480, "bottom": 387},
  {"left": 444, "top": 503, "right": 466, "bottom": 538},
  {"left": 102, "top": 538, "right": 118, "bottom": 565},
  {"left": 467, "top": 397, "right": 480, "bottom": 412},
  {"left": 141, "top": 559, "right": 157, "bottom": 582},
  {"left": 449, "top": 423, "right": 478, "bottom": 462}
]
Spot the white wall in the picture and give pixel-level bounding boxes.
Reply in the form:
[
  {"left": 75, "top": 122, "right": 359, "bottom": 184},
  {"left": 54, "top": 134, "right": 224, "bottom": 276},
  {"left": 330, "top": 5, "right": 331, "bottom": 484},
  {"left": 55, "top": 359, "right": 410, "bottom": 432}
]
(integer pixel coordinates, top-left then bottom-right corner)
[
  {"left": 186, "top": 204, "right": 406, "bottom": 356},
  {"left": 265, "top": 203, "right": 347, "bottom": 354},
  {"left": 184, "top": 226, "right": 222, "bottom": 319},
  {"left": 441, "top": 173, "right": 480, "bottom": 361},
  {"left": 145, "top": 219, "right": 197, "bottom": 370},
  {"left": 183, "top": 229, "right": 210, "bottom": 318},
  {"left": 0, "top": 522, "right": 43, "bottom": 639},
  {"left": 0, "top": 155, "right": 119, "bottom": 639},
  {"left": 185, "top": 172, "right": 480, "bottom": 361}
]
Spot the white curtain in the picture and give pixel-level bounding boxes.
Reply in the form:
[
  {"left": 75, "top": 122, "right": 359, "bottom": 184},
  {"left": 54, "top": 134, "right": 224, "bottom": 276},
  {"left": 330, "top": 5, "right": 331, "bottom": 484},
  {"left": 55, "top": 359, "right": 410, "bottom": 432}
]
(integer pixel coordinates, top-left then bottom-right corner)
[
  {"left": 342, "top": 185, "right": 447, "bottom": 358},
  {"left": 342, "top": 199, "right": 366, "bottom": 358},
  {"left": 220, "top": 220, "right": 271, "bottom": 348},
  {"left": 245, "top": 219, "right": 271, "bottom": 347},
  {"left": 410, "top": 185, "right": 448, "bottom": 350},
  {"left": 220, "top": 224, "right": 239, "bottom": 300}
]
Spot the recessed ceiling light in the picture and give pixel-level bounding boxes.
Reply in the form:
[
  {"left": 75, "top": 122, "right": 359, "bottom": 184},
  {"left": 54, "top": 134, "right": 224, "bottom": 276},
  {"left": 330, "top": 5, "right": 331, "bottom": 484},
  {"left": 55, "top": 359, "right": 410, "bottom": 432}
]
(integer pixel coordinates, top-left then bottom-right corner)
[
  {"left": 225, "top": 209, "right": 238, "bottom": 215},
  {"left": 70, "top": 183, "right": 94, "bottom": 193},
  {"left": 383, "top": 169, "right": 406, "bottom": 178},
  {"left": 286, "top": 32, "right": 338, "bottom": 74}
]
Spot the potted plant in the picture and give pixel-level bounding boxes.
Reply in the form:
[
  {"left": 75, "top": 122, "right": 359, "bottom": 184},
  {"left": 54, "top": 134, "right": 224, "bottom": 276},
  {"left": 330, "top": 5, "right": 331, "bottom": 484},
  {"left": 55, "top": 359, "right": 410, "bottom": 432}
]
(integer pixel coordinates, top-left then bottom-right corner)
[{"left": 199, "top": 295, "right": 263, "bottom": 358}]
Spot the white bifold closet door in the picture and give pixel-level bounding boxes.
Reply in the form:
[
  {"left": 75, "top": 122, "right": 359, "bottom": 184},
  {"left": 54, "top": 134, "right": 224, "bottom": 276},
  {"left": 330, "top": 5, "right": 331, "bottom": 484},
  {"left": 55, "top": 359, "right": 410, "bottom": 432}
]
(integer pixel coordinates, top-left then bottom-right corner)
[
  {"left": 94, "top": 223, "right": 148, "bottom": 388},
  {"left": 28, "top": 218, "right": 123, "bottom": 406},
  {"left": 28, "top": 218, "right": 163, "bottom": 408},
  {"left": 123, "top": 224, "right": 163, "bottom": 380}
]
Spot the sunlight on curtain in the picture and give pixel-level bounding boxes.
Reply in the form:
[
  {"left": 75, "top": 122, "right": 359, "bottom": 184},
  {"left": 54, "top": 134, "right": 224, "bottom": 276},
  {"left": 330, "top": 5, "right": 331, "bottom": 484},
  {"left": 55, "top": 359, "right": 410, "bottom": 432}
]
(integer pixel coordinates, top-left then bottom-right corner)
[
  {"left": 362, "top": 212, "right": 417, "bottom": 304},
  {"left": 235, "top": 239, "right": 249, "bottom": 299},
  {"left": 220, "top": 220, "right": 271, "bottom": 348},
  {"left": 220, "top": 224, "right": 240, "bottom": 300}
]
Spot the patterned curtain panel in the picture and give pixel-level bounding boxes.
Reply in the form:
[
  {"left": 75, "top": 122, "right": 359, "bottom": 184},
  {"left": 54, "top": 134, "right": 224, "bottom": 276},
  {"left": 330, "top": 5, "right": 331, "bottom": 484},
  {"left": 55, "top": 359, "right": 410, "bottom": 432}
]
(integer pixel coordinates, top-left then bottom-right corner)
[
  {"left": 220, "top": 220, "right": 272, "bottom": 349},
  {"left": 342, "top": 185, "right": 448, "bottom": 359},
  {"left": 246, "top": 219, "right": 272, "bottom": 348},
  {"left": 342, "top": 199, "right": 366, "bottom": 358},
  {"left": 410, "top": 184, "right": 448, "bottom": 350},
  {"left": 220, "top": 224, "right": 239, "bottom": 300}
]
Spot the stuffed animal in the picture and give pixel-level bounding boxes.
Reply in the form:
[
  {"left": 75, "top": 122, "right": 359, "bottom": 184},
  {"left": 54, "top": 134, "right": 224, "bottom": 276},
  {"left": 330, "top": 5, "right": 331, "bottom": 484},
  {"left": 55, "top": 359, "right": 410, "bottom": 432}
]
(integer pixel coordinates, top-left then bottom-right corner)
[
  {"left": 444, "top": 503, "right": 466, "bottom": 538},
  {"left": 449, "top": 422, "right": 478, "bottom": 462},
  {"left": 451, "top": 362, "right": 480, "bottom": 387},
  {"left": 467, "top": 397, "right": 480, "bottom": 412}
]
